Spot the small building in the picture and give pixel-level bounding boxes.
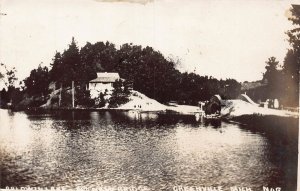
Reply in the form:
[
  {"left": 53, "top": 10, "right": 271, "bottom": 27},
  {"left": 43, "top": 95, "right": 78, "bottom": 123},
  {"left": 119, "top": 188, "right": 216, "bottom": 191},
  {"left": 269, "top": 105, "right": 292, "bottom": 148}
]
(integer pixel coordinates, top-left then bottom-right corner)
[
  {"left": 204, "top": 95, "right": 224, "bottom": 115},
  {"left": 88, "top": 72, "right": 121, "bottom": 99}
]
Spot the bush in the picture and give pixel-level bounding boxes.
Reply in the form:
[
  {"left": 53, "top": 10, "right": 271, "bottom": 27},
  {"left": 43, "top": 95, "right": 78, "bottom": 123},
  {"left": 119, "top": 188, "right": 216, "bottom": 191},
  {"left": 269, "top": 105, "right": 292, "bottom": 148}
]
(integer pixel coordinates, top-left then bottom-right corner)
[{"left": 108, "top": 80, "right": 130, "bottom": 108}]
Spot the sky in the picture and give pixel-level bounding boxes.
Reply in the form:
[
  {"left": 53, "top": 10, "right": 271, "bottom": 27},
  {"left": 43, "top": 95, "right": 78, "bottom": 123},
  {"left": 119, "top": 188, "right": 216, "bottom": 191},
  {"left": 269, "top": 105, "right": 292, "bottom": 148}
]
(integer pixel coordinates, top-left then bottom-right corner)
[{"left": 0, "top": 0, "right": 298, "bottom": 86}]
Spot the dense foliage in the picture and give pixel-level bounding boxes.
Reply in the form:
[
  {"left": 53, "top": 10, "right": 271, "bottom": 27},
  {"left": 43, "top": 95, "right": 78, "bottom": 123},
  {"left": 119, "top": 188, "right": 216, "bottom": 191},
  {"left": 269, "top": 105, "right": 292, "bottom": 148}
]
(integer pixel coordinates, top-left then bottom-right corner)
[
  {"left": 2, "top": 37, "right": 242, "bottom": 108},
  {"left": 258, "top": 5, "right": 299, "bottom": 107},
  {"left": 2, "top": 6, "right": 299, "bottom": 109},
  {"left": 108, "top": 79, "right": 131, "bottom": 108},
  {"left": 24, "top": 64, "right": 50, "bottom": 97},
  {"left": 0, "top": 63, "right": 23, "bottom": 108},
  {"left": 46, "top": 40, "right": 241, "bottom": 106},
  {"left": 6, "top": 5, "right": 300, "bottom": 108},
  {"left": 284, "top": 4, "right": 300, "bottom": 106}
]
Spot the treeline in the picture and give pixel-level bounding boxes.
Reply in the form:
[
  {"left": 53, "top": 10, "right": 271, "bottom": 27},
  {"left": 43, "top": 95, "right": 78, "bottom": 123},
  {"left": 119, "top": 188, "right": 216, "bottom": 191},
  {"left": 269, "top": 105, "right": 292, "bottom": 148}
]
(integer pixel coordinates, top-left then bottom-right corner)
[
  {"left": 2, "top": 6, "right": 299, "bottom": 109},
  {"left": 17, "top": 37, "right": 240, "bottom": 107},
  {"left": 247, "top": 5, "right": 299, "bottom": 107}
]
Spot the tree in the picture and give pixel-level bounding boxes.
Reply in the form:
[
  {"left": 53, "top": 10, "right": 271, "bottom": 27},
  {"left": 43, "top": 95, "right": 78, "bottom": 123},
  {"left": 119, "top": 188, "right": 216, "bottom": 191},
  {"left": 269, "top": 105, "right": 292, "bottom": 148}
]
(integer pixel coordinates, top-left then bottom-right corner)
[
  {"left": 95, "top": 92, "right": 106, "bottom": 108},
  {"left": 263, "top": 57, "right": 280, "bottom": 82},
  {"left": 50, "top": 51, "right": 63, "bottom": 84},
  {"left": 283, "top": 5, "right": 300, "bottom": 106},
  {"left": 80, "top": 41, "right": 118, "bottom": 83},
  {"left": 282, "top": 49, "right": 299, "bottom": 106},
  {"left": 64, "top": 37, "right": 81, "bottom": 83},
  {"left": 0, "top": 88, "right": 8, "bottom": 107},
  {"left": 262, "top": 57, "right": 283, "bottom": 100},
  {"left": 52, "top": 37, "right": 82, "bottom": 86},
  {"left": 115, "top": 44, "right": 183, "bottom": 103},
  {"left": 75, "top": 86, "right": 94, "bottom": 107},
  {"left": 0, "top": 69, "right": 4, "bottom": 81},
  {"left": 24, "top": 64, "right": 50, "bottom": 97},
  {"left": 286, "top": 5, "right": 300, "bottom": 50},
  {"left": 0, "top": 63, "right": 20, "bottom": 106},
  {"left": 109, "top": 79, "right": 130, "bottom": 108},
  {"left": 0, "top": 63, "right": 18, "bottom": 88},
  {"left": 35, "top": 40, "right": 244, "bottom": 107}
]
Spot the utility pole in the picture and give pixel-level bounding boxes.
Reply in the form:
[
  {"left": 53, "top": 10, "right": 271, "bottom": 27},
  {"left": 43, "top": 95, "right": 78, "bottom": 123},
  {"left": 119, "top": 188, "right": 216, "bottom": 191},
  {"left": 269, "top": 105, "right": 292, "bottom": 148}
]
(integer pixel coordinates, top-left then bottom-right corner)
[
  {"left": 59, "top": 83, "right": 62, "bottom": 107},
  {"left": 72, "top": 81, "right": 75, "bottom": 108}
]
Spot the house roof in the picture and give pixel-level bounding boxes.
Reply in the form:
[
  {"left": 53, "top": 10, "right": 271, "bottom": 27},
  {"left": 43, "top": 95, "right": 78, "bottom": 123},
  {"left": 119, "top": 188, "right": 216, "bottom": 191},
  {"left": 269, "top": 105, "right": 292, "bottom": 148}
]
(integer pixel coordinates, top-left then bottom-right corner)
[{"left": 89, "top": 72, "right": 120, "bottom": 83}]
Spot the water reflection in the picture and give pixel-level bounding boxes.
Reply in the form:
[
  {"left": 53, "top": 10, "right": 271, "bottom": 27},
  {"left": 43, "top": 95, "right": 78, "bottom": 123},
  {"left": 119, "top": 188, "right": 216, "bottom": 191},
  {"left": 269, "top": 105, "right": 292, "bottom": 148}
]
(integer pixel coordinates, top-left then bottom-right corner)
[{"left": 0, "top": 109, "right": 297, "bottom": 191}]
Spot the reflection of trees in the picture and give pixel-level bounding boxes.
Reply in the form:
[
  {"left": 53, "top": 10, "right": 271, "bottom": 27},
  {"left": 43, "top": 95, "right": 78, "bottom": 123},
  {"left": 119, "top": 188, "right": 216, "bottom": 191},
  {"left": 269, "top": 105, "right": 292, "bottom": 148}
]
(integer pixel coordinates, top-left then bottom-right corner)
[
  {"left": 234, "top": 115, "right": 298, "bottom": 190},
  {"left": 203, "top": 118, "right": 221, "bottom": 127}
]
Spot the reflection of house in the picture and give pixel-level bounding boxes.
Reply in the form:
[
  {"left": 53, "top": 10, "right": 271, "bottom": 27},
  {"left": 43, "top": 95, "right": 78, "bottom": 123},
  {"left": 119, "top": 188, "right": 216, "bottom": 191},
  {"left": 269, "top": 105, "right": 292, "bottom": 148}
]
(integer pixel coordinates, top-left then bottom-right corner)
[{"left": 88, "top": 72, "right": 121, "bottom": 98}]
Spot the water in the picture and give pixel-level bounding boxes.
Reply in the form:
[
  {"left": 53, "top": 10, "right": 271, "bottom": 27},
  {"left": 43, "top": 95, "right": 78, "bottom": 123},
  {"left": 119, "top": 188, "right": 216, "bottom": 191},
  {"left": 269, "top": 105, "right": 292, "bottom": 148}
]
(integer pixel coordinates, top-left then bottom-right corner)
[{"left": 0, "top": 109, "right": 297, "bottom": 191}]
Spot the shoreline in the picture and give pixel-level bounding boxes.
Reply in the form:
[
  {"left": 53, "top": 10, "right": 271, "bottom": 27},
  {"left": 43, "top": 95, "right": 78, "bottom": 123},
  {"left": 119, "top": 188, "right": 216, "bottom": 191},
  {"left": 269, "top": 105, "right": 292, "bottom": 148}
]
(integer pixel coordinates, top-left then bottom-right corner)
[
  {"left": 11, "top": 106, "right": 298, "bottom": 122},
  {"left": 7, "top": 105, "right": 299, "bottom": 115},
  {"left": 6, "top": 101, "right": 300, "bottom": 125}
]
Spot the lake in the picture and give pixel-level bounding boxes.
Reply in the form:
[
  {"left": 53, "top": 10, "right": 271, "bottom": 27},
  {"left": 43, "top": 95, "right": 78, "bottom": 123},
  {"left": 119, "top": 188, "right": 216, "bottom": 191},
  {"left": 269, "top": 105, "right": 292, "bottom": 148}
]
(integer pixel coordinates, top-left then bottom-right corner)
[{"left": 0, "top": 109, "right": 298, "bottom": 191}]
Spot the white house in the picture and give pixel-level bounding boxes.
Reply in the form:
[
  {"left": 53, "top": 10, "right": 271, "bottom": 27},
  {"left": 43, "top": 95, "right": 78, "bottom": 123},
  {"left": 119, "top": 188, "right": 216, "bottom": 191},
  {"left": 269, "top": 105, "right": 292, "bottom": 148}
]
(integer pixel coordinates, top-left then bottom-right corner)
[{"left": 88, "top": 72, "right": 121, "bottom": 98}]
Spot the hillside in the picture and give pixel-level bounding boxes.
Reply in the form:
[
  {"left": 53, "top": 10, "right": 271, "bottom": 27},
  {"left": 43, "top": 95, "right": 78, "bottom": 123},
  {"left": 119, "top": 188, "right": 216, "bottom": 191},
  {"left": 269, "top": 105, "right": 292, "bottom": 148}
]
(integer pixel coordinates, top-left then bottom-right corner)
[{"left": 118, "top": 91, "right": 168, "bottom": 111}]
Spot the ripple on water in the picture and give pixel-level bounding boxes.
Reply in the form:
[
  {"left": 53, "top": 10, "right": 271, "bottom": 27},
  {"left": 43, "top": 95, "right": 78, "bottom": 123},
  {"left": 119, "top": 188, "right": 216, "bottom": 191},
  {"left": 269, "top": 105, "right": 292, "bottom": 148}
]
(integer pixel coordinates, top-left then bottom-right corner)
[{"left": 0, "top": 110, "right": 297, "bottom": 190}]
